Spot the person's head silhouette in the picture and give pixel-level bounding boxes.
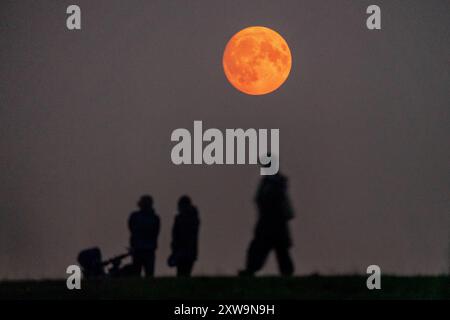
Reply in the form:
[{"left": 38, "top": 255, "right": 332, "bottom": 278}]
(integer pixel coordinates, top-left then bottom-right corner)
[
  {"left": 138, "top": 195, "right": 153, "bottom": 211},
  {"left": 178, "top": 195, "right": 191, "bottom": 210}
]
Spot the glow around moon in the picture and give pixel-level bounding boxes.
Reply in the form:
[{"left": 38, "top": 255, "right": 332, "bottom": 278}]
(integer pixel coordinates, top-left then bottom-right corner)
[{"left": 223, "top": 26, "right": 292, "bottom": 95}]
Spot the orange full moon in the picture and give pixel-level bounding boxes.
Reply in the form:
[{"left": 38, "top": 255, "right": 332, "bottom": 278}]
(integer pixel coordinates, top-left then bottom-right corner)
[{"left": 223, "top": 26, "right": 292, "bottom": 95}]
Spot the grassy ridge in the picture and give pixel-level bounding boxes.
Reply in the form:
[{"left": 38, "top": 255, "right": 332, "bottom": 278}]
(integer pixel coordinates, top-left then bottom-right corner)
[{"left": 0, "top": 276, "right": 448, "bottom": 300}]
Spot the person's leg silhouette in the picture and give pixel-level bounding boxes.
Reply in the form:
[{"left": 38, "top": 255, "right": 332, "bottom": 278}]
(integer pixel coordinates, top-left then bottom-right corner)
[
  {"left": 243, "top": 238, "right": 272, "bottom": 275},
  {"left": 177, "top": 260, "right": 194, "bottom": 277},
  {"left": 131, "top": 253, "right": 143, "bottom": 276},
  {"left": 142, "top": 251, "right": 155, "bottom": 277},
  {"left": 274, "top": 244, "right": 294, "bottom": 276}
]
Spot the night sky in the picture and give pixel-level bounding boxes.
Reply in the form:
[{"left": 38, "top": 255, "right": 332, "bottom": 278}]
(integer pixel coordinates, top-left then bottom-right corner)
[{"left": 0, "top": 0, "right": 449, "bottom": 279}]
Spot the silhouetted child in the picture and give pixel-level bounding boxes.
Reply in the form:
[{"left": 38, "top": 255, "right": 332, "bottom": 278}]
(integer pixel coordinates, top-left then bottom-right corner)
[
  {"left": 168, "top": 196, "right": 200, "bottom": 277},
  {"left": 128, "top": 195, "right": 160, "bottom": 277},
  {"left": 240, "top": 169, "right": 295, "bottom": 276}
]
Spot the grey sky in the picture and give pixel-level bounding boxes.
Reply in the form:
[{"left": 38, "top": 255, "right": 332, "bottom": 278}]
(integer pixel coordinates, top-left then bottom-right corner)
[{"left": 0, "top": 0, "right": 449, "bottom": 279}]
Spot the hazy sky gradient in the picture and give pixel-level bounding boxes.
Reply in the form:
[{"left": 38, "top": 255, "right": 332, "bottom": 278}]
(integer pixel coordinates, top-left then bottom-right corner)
[{"left": 0, "top": 0, "right": 449, "bottom": 279}]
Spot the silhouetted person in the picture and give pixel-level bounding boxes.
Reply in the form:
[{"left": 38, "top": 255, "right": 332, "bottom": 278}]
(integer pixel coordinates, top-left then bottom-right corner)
[
  {"left": 168, "top": 196, "right": 200, "bottom": 277},
  {"left": 128, "top": 195, "right": 160, "bottom": 277},
  {"left": 240, "top": 167, "right": 295, "bottom": 276}
]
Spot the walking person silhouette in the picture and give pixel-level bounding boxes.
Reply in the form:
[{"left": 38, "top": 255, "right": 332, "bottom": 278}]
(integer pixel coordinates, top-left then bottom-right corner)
[
  {"left": 240, "top": 159, "right": 295, "bottom": 276},
  {"left": 128, "top": 195, "right": 160, "bottom": 277},
  {"left": 168, "top": 196, "right": 200, "bottom": 277}
]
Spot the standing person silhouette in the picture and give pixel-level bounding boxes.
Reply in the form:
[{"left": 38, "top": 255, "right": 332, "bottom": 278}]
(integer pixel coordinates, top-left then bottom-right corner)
[
  {"left": 168, "top": 196, "right": 200, "bottom": 277},
  {"left": 128, "top": 195, "right": 160, "bottom": 277},
  {"left": 240, "top": 158, "right": 295, "bottom": 276}
]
